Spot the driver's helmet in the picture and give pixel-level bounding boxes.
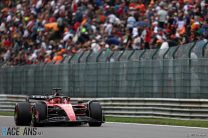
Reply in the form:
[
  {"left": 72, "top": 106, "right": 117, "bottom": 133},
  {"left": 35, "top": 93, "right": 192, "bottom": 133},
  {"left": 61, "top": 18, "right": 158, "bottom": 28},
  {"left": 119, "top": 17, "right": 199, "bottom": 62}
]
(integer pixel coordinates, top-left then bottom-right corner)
[{"left": 53, "top": 97, "right": 61, "bottom": 103}]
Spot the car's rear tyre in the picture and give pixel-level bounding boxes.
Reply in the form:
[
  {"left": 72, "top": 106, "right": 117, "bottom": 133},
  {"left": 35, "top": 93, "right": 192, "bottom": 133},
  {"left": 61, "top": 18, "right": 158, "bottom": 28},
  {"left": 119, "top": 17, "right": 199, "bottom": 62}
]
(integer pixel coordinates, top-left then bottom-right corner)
[
  {"left": 14, "top": 102, "right": 32, "bottom": 126},
  {"left": 88, "top": 101, "right": 103, "bottom": 127},
  {"left": 31, "top": 102, "right": 47, "bottom": 127}
]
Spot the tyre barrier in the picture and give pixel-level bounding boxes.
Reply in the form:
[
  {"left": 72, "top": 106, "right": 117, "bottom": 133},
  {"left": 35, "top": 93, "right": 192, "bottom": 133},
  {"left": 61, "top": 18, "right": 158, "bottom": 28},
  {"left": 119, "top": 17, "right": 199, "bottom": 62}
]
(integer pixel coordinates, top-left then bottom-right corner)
[{"left": 1, "top": 95, "right": 208, "bottom": 119}]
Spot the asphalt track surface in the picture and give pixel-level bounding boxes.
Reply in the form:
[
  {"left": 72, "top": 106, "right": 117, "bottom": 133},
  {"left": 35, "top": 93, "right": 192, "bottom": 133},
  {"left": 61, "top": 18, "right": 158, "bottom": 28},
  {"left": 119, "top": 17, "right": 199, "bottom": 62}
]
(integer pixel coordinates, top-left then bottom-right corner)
[{"left": 0, "top": 116, "right": 208, "bottom": 138}]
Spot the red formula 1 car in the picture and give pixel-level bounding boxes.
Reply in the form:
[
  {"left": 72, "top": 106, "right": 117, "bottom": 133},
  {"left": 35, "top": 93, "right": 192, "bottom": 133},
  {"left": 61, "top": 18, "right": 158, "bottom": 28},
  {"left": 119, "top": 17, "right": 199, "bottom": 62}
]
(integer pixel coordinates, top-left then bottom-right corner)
[{"left": 14, "top": 88, "right": 104, "bottom": 127}]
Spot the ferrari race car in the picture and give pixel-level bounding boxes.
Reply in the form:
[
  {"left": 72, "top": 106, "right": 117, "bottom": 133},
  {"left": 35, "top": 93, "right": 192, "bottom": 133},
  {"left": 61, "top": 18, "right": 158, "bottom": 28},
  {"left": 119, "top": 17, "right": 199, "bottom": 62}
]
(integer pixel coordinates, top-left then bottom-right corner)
[{"left": 14, "top": 88, "right": 104, "bottom": 127}]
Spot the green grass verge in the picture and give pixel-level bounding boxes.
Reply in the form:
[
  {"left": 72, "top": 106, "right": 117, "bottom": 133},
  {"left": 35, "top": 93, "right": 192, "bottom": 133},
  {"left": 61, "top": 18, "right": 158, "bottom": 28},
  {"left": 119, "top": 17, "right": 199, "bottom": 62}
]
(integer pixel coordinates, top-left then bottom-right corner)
[
  {"left": 1, "top": 112, "right": 208, "bottom": 128},
  {"left": 106, "top": 116, "right": 208, "bottom": 128},
  {"left": 0, "top": 112, "right": 14, "bottom": 116}
]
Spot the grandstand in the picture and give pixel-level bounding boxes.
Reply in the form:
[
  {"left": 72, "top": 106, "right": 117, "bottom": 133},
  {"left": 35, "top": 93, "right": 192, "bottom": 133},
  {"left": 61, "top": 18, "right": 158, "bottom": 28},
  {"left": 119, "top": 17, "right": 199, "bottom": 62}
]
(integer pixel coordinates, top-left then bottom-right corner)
[{"left": 0, "top": 0, "right": 207, "bottom": 66}]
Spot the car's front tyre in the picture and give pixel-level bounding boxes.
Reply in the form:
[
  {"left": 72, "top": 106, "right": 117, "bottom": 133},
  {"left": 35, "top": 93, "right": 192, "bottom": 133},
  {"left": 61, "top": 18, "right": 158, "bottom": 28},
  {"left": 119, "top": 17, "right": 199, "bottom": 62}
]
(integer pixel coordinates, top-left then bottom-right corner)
[
  {"left": 88, "top": 101, "right": 103, "bottom": 127},
  {"left": 14, "top": 102, "right": 32, "bottom": 126}
]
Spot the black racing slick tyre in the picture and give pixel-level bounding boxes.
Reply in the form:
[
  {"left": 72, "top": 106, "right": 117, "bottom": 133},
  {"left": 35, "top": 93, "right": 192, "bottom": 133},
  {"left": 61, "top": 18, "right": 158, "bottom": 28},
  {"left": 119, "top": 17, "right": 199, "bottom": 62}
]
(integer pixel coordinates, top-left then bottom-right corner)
[
  {"left": 14, "top": 102, "right": 32, "bottom": 126},
  {"left": 31, "top": 102, "right": 47, "bottom": 127},
  {"left": 88, "top": 101, "right": 103, "bottom": 127}
]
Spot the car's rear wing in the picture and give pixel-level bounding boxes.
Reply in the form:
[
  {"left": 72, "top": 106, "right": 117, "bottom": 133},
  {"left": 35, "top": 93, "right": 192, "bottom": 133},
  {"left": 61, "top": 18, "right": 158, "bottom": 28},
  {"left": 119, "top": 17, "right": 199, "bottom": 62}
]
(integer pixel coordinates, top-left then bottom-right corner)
[
  {"left": 25, "top": 88, "right": 63, "bottom": 102},
  {"left": 26, "top": 95, "right": 48, "bottom": 102},
  {"left": 52, "top": 88, "right": 62, "bottom": 92}
]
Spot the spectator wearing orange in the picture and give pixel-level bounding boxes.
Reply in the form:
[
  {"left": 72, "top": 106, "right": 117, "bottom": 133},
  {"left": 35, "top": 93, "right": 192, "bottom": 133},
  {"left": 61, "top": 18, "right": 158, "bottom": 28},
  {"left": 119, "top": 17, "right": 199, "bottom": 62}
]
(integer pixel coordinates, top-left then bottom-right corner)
[{"left": 53, "top": 51, "right": 63, "bottom": 64}]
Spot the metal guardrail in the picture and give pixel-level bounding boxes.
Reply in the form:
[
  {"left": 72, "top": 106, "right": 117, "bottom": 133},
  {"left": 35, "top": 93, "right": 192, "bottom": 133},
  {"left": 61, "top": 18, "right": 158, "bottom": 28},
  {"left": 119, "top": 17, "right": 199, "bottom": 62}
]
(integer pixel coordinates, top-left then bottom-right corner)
[{"left": 1, "top": 95, "right": 208, "bottom": 120}]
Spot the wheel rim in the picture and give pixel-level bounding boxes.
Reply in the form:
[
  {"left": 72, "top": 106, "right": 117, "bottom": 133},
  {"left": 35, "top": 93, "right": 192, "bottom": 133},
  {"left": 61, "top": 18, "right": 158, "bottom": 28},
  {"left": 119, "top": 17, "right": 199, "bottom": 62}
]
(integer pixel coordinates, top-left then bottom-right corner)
[
  {"left": 32, "top": 109, "right": 35, "bottom": 122},
  {"left": 31, "top": 107, "right": 37, "bottom": 126}
]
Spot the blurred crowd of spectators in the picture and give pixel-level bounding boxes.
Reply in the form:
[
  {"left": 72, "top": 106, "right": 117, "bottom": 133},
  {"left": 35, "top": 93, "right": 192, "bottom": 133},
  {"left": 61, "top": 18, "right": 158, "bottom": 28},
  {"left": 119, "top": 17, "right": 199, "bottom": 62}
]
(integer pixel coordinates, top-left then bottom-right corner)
[{"left": 0, "top": 0, "right": 208, "bottom": 65}]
